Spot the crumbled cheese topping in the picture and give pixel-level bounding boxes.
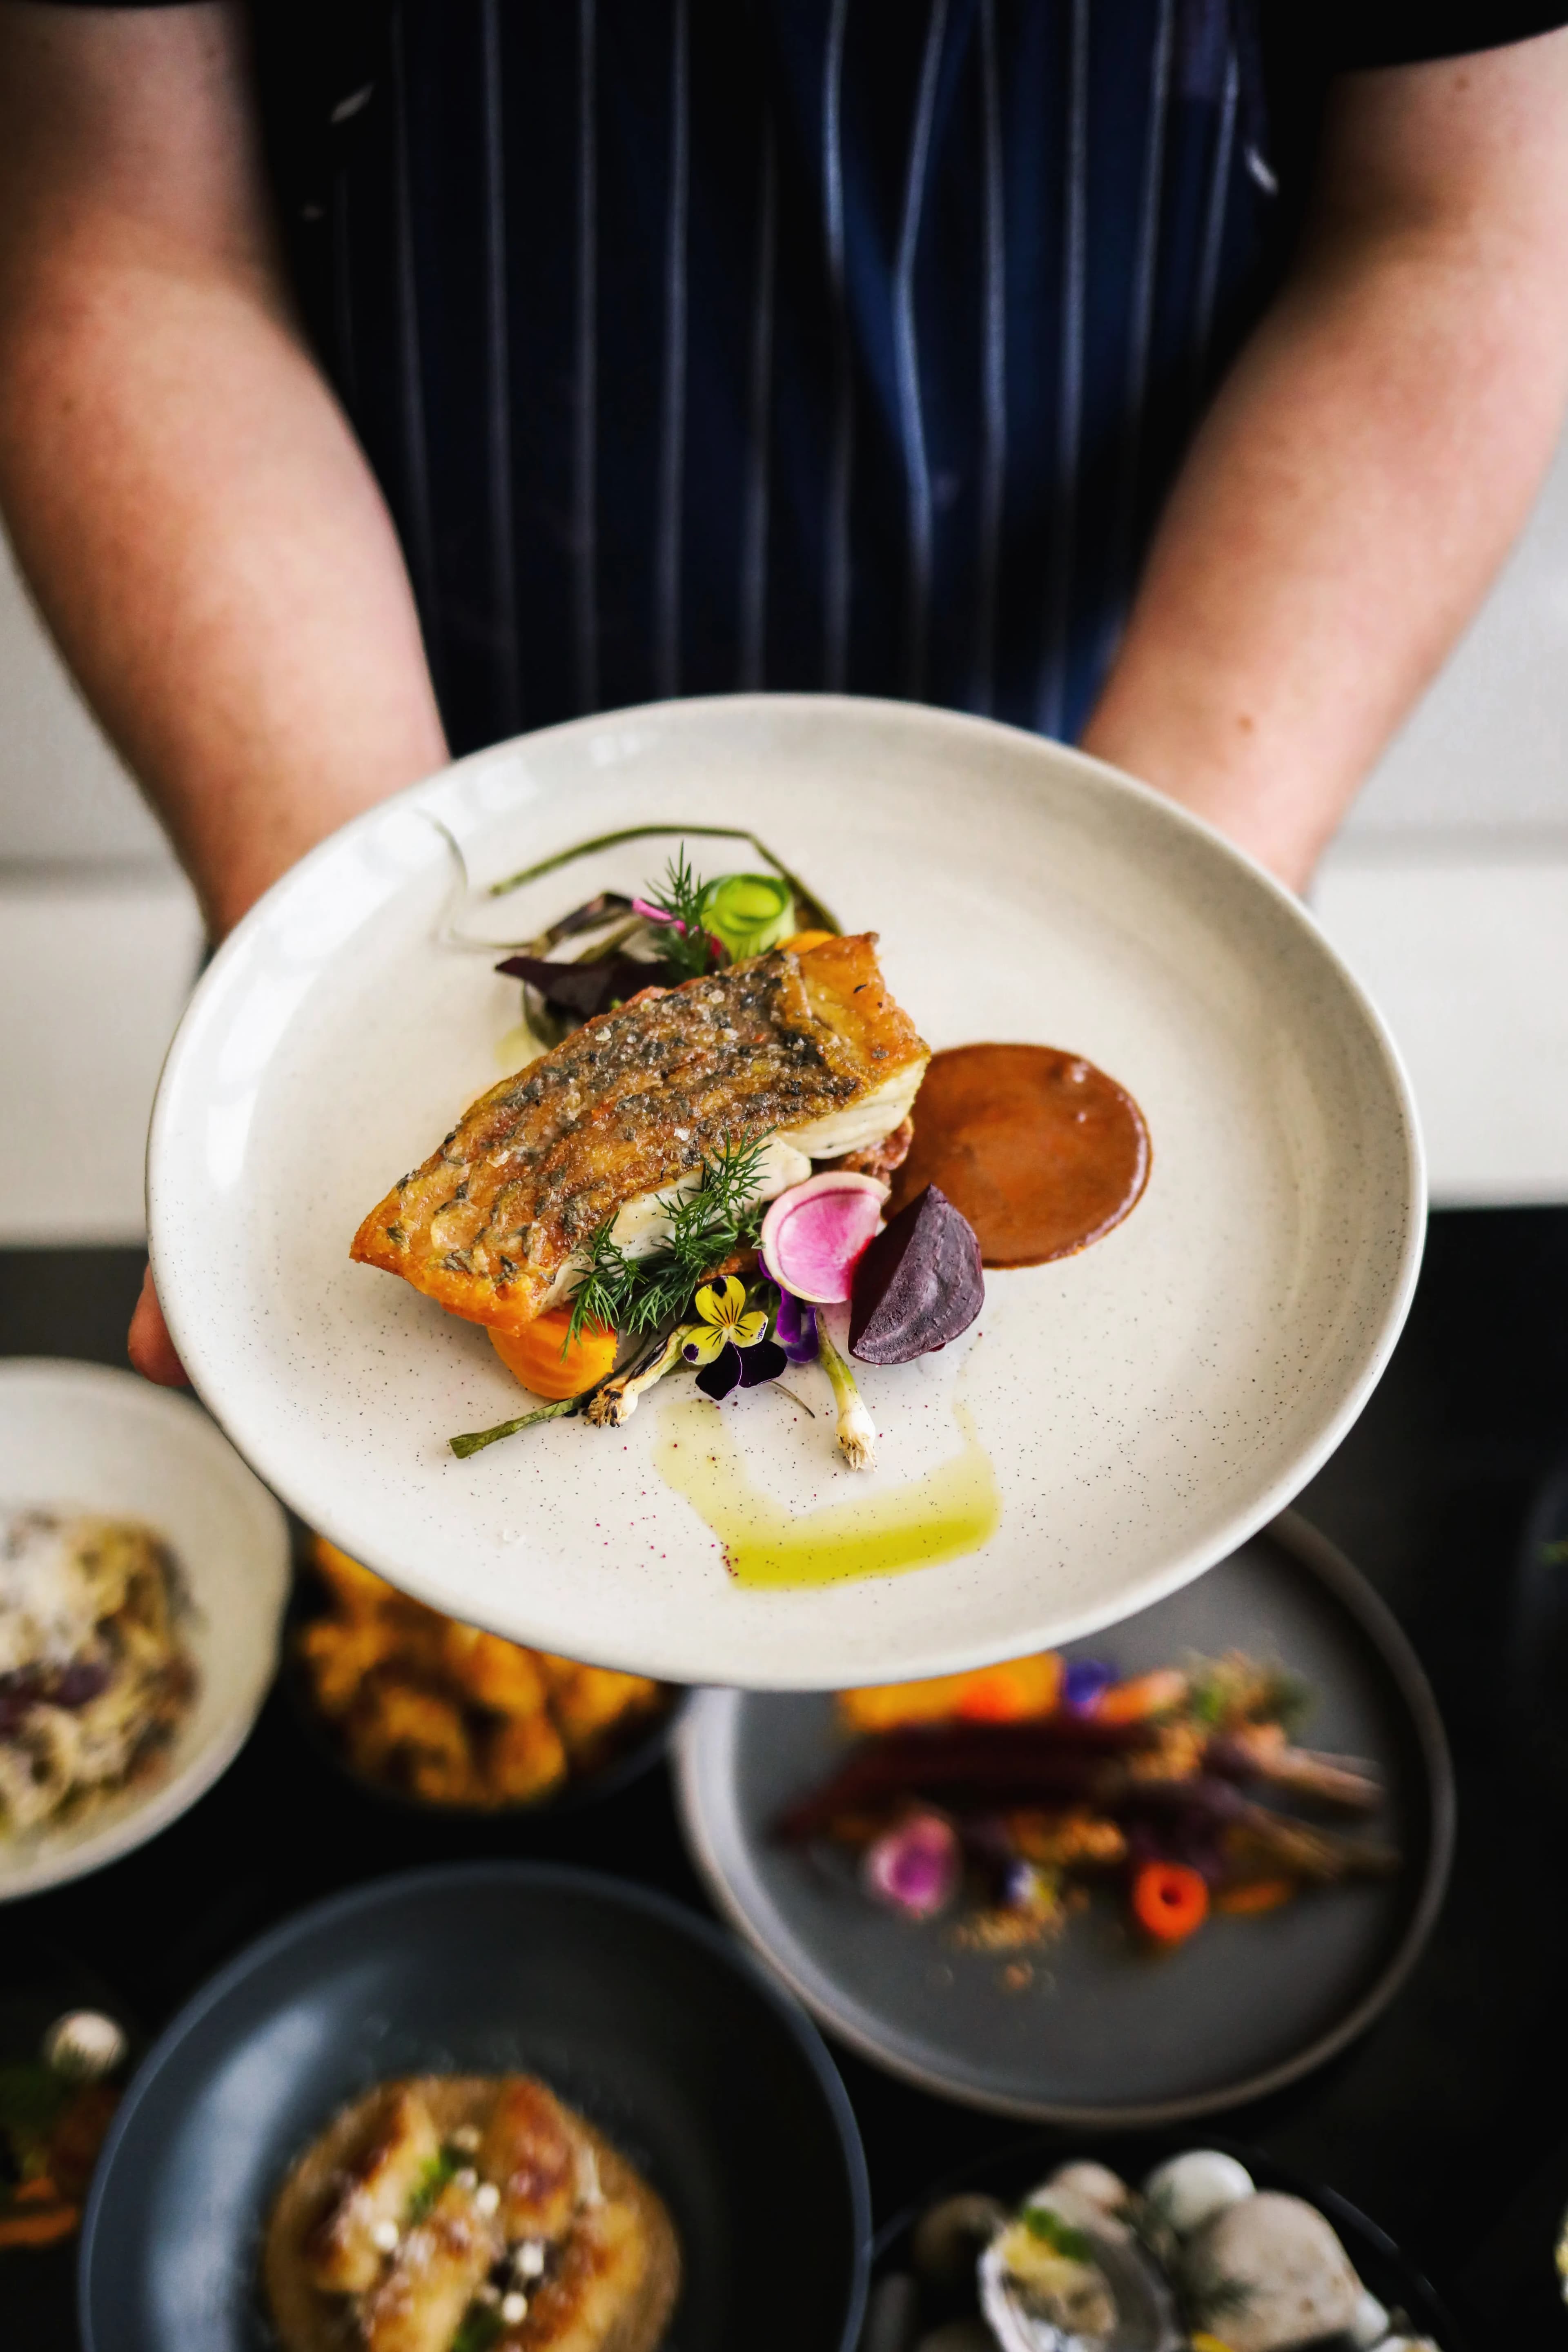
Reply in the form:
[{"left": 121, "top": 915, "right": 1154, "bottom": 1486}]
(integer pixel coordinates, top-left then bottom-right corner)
[{"left": 0, "top": 1511, "right": 111, "bottom": 1674}]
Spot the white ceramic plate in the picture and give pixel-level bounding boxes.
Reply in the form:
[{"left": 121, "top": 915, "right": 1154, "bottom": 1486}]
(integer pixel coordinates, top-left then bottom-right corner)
[
  {"left": 0, "top": 1361, "right": 290, "bottom": 1898},
  {"left": 148, "top": 695, "right": 1423, "bottom": 1689}
]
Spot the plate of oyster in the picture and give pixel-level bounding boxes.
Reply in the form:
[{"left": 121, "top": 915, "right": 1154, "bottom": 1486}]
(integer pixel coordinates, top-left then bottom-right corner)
[{"left": 871, "top": 2143, "right": 1456, "bottom": 2352}]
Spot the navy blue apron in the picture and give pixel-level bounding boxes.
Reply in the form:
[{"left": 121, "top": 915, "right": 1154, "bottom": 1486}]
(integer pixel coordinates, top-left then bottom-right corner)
[{"left": 264, "top": 1, "right": 1280, "bottom": 757}]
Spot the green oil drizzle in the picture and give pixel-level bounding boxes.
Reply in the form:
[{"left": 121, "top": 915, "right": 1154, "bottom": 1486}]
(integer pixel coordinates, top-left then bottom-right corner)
[{"left": 657, "top": 1394, "right": 1000, "bottom": 1588}]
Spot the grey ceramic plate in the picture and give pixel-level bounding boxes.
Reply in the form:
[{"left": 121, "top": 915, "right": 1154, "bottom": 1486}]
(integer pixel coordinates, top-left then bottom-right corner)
[{"left": 676, "top": 1511, "right": 1453, "bottom": 2126}]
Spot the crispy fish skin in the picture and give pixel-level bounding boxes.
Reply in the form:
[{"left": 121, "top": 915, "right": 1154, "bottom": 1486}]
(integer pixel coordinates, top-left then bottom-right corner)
[{"left": 351, "top": 933, "right": 927, "bottom": 1339}]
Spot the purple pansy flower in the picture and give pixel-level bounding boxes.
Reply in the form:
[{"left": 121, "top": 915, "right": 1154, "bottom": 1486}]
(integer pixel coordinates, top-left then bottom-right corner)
[
  {"left": 760, "top": 1253, "right": 820, "bottom": 1363},
  {"left": 678, "top": 1276, "right": 789, "bottom": 1400}
]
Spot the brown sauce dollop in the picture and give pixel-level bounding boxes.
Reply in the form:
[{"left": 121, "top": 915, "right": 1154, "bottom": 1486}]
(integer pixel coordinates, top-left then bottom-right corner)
[{"left": 889, "top": 1044, "right": 1150, "bottom": 1267}]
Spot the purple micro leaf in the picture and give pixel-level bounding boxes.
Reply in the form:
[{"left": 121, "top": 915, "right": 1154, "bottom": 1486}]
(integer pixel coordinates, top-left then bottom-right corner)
[{"left": 494, "top": 952, "right": 674, "bottom": 1020}]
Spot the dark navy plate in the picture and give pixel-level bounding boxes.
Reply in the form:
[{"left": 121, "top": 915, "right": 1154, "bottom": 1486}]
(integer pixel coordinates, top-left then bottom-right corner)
[{"left": 79, "top": 1862, "right": 869, "bottom": 2352}]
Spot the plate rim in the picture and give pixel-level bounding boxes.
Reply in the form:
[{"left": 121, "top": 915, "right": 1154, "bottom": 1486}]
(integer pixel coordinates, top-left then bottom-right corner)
[
  {"left": 147, "top": 692, "right": 1428, "bottom": 1685},
  {"left": 77, "top": 1856, "right": 873, "bottom": 2352},
  {"left": 0, "top": 1358, "right": 290, "bottom": 1902},
  {"left": 674, "top": 1506, "right": 1456, "bottom": 2128}
]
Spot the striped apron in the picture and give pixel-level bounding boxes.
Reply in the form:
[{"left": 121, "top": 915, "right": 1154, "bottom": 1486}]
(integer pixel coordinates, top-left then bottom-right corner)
[{"left": 263, "top": 1, "right": 1283, "bottom": 758}]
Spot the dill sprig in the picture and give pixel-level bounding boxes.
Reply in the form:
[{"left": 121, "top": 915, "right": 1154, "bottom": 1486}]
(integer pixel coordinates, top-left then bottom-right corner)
[
  {"left": 565, "top": 1133, "right": 773, "bottom": 1345},
  {"left": 645, "top": 848, "right": 722, "bottom": 979}
]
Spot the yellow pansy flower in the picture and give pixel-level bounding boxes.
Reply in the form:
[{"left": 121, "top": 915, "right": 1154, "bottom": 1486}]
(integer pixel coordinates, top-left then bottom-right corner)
[{"left": 679, "top": 1276, "right": 771, "bottom": 1365}]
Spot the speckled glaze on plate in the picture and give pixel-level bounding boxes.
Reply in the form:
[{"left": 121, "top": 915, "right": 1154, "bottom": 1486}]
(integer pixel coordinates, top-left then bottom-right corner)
[
  {"left": 147, "top": 695, "right": 1423, "bottom": 1689},
  {"left": 675, "top": 1512, "right": 1454, "bottom": 2125},
  {"left": 0, "top": 1361, "right": 290, "bottom": 1900}
]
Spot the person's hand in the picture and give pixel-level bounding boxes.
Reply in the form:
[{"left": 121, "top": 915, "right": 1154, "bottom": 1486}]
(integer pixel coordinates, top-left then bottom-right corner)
[{"left": 128, "top": 1263, "right": 189, "bottom": 1387}]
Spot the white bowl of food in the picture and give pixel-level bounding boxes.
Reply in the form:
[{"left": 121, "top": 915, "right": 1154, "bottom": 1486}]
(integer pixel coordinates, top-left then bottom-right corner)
[{"left": 0, "top": 1358, "right": 289, "bottom": 1900}]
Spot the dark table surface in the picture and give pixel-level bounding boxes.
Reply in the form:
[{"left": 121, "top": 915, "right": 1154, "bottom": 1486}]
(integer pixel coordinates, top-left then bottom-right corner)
[{"left": 6, "top": 1214, "right": 1568, "bottom": 2348}]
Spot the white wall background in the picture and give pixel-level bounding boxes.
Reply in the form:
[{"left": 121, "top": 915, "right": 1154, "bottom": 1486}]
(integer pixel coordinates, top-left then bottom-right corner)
[
  {"left": 0, "top": 533, "right": 178, "bottom": 868},
  {"left": 1, "top": 425, "right": 1566, "bottom": 1242}
]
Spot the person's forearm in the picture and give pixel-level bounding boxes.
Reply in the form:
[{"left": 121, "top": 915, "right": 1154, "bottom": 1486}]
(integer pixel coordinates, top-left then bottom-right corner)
[
  {"left": 0, "top": 6, "right": 445, "bottom": 940},
  {"left": 1082, "top": 42, "right": 1568, "bottom": 891}
]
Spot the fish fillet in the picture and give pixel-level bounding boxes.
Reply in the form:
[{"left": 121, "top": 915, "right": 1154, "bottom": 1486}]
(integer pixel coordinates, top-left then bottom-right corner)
[{"left": 352, "top": 932, "right": 929, "bottom": 1338}]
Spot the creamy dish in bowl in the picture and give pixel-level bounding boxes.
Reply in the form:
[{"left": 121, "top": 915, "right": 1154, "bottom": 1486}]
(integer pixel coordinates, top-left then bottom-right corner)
[{"left": 0, "top": 1510, "right": 197, "bottom": 1840}]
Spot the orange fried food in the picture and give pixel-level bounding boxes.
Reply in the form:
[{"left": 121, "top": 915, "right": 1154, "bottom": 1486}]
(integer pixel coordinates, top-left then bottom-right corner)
[
  {"left": 297, "top": 1613, "right": 403, "bottom": 1718},
  {"left": 534, "top": 1655, "right": 664, "bottom": 1766},
  {"left": 296, "top": 1545, "right": 668, "bottom": 1808},
  {"left": 485, "top": 1711, "right": 570, "bottom": 1804},
  {"left": 350, "top": 934, "right": 928, "bottom": 1339},
  {"left": 344, "top": 1678, "right": 478, "bottom": 1805},
  {"left": 441, "top": 1621, "right": 552, "bottom": 1715}
]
